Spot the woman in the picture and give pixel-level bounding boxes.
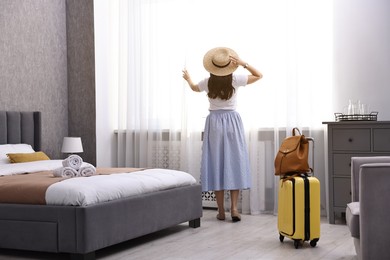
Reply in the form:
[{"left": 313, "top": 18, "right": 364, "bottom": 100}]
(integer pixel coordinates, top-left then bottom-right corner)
[{"left": 183, "top": 47, "right": 262, "bottom": 222}]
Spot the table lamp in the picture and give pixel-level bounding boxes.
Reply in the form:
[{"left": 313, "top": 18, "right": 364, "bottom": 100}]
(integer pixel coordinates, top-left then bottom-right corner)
[{"left": 61, "top": 137, "right": 83, "bottom": 154}]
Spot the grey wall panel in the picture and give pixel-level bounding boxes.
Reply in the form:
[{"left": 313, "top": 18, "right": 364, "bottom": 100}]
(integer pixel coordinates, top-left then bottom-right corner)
[
  {"left": 0, "top": 0, "right": 96, "bottom": 163},
  {"left": 0, "top": 0, "right": 68, "bottom": 159},
  {"left": 66, "top": 0, "right": 96, "bottom": 165}
]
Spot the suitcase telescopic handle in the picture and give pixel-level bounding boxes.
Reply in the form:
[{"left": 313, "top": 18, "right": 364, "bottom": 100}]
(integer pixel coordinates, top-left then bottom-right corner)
[{"left": 306, "top": 137, "right": 314, "bottom": 175}]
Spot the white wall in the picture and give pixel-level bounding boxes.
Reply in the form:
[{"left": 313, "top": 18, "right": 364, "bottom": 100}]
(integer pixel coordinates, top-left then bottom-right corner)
[{"left": 333, "top": 0, "right": 390, "bottom": 119}]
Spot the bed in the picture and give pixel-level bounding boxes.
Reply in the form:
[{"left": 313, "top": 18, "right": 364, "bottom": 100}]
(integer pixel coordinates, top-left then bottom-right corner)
[{"left": 0, "top": 111, "right": 202, "bottom": 260}]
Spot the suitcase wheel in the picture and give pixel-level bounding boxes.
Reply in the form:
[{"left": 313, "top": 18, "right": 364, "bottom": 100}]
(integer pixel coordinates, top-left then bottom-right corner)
[
  {"left": 279, "top": 234, "right": 284, "bottom": 242},
  {"left": 310, "top": 238, "right": 319, "bottom": 247},
  {"left": 293, "top": 240, "right": 301, "bottom": 249}
]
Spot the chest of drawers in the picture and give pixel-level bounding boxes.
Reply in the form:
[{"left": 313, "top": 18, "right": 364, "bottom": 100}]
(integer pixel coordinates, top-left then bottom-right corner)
[{"left": 323, "top": 121, "right": 390, "bottom": 224}]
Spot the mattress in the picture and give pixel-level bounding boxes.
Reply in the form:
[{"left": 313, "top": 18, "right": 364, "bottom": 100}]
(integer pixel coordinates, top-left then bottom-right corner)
[{"left": 0, "top": 160, "right": 197, "bottom": 206}]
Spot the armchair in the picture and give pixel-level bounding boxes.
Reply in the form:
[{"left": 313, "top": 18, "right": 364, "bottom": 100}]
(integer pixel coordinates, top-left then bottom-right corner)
[{"left": 346, "top": 156, "right": 390, "bottom": 260}]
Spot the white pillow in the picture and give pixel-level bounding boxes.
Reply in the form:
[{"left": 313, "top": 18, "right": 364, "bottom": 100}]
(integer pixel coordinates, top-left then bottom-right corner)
[
  {"left": 0, "top": 144, "right": 13, "bottom": 164},
  {"left": 0, "top": 144, "right": 36, "bottom": 164},
  {"left": 10, "top": 144, "right": 35, "bottom": 153}
]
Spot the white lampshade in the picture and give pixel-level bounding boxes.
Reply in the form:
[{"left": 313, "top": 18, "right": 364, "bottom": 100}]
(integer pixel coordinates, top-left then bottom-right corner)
[{"left": 61, "top": 137, "right": 83, "bottom": 153}]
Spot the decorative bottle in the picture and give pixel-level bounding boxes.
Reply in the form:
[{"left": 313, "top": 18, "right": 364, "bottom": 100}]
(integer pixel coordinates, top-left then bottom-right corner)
[{"left": 347, "top": 100, "right": 353, "bottom": 115}]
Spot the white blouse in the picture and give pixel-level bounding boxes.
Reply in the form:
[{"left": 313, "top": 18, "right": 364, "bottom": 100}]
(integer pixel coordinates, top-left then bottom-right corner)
[{"left": 197, "top": 74, "right": 248, "bottom": 110}]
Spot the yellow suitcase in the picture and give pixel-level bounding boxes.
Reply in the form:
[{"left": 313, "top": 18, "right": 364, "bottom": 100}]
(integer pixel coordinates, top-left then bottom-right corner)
[{"left": 277, "top": 174, "right": 320, "bottom": 248}]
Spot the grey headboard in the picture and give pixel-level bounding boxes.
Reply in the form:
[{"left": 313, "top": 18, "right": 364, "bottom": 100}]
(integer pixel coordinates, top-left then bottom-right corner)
[{"left": 0, "top": 111, "right": 42, "bottom": 151}]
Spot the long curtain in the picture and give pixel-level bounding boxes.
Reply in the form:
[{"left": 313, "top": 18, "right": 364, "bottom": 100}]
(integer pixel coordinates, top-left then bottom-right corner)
[{"left": 94, "top": 0, "right": 333, "bottom": 215}]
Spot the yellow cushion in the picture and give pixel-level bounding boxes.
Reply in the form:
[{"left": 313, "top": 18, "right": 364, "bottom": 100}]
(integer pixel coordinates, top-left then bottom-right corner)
[{"left": 7, "top": 151, "right": 50, "bottom": 163}]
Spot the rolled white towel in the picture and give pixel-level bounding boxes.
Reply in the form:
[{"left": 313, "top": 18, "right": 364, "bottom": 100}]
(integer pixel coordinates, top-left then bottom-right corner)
[
  {"left": 62, "top": 155, "right": 83, "bottom": 170},
  {"left": 78, "top": 165, "right": 96, "bottom": 177},
  {"left": 53, "top": 167, "right": 78, "bottom": 178}
]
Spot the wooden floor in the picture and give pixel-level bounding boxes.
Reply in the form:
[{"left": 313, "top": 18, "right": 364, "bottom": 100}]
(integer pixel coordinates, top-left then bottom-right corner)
[{"left": 0, "top": 209, "right": 357, "bottom": 260}]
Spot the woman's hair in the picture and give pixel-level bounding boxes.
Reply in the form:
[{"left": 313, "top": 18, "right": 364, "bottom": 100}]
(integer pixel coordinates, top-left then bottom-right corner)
[{"left": 207, "top": 74, "right": 235, "bottom": 100}]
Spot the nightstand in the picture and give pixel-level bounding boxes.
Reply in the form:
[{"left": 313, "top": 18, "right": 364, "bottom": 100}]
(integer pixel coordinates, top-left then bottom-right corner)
[{"left": 323, "top": 121, "right": 390, "bottom": 224}]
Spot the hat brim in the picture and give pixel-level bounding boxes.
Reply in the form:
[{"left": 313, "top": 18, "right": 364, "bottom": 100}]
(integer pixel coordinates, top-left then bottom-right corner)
[{"left": 203, "top": 47, "right": 239, "bottom": 76}]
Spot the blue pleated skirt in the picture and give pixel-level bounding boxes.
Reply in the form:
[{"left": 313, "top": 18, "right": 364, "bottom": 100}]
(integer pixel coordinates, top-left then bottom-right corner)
[{"left": 200, "top": 110, "right": 251, "bottom": 192}]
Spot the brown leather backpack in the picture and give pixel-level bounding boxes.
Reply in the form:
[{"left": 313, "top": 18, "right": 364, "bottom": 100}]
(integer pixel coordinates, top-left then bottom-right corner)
[{"left": 274, "top": 128, "right": 311, "bottom": 176}]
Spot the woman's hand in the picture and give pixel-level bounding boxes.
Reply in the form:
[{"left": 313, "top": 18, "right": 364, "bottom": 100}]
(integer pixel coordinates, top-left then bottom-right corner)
[
  {"left": 230, "top": 56, "right": 263, "bottom": 84},
  {"left": 182, "top": 69, "right": 191, "bottom": 81},
  {"left": 182, "top": 69, "right": 200, "bottom": 92},
  {"left": 229, "top": 55, "right": 245, "bottom": 67}
]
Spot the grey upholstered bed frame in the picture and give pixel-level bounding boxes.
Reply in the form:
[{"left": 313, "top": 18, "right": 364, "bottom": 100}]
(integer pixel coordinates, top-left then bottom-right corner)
[{"left": 0, "top": 111, "right": 202, "bottom": 260}]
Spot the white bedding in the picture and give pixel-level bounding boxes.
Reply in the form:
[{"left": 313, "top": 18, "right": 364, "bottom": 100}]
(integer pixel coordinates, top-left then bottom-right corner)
[
  {"left": 0, "top": 160, "right": 197, "bottom": 206},
  {"left": 0, "top": 160, "right": 70, "bottom": 176},
  {"left": 46, "top": 168, "right": 196, "bottom": 206}
]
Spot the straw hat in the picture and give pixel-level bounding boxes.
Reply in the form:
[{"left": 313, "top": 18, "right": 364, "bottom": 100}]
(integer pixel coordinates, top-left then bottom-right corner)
[{"left": 203, "top": 47, "right": 239, "bottom": 76}]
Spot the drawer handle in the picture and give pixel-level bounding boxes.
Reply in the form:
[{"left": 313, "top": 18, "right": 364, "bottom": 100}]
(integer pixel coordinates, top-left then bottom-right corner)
[{"left": 348, "top": 138, "right": 353, "bottom": 142}]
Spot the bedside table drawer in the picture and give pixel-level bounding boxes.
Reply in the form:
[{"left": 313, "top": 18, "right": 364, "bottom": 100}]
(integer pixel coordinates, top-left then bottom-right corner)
[
  {"left": 332, "top": 129, "right": 370, "bottom": 151},
  {"left": 333, "top": 154, "right": 353, "bottom": 176},
  {"left": 333, "top": 178, "right": 351, "bottom": 207},
  {"left": 373, "top": 128, "right": 390, "bottom": 152}
]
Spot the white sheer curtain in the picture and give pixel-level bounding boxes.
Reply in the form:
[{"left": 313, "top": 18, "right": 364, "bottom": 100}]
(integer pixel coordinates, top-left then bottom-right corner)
[{"left": 94, "top": 0, "right": 333, "bottom": 215}]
